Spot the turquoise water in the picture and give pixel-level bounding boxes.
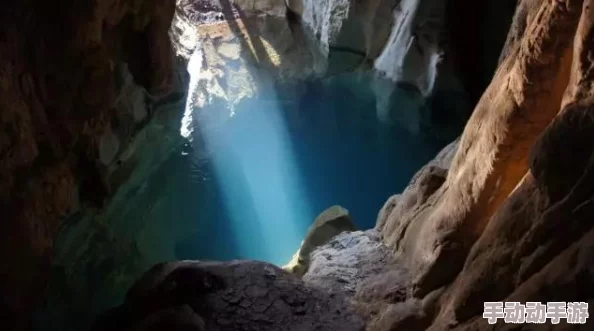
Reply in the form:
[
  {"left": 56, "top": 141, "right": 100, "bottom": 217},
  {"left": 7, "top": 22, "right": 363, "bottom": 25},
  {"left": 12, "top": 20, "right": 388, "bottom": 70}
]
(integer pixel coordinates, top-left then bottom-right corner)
[{"left": 158, "top": 79, "right": 450, "bottom": 266}]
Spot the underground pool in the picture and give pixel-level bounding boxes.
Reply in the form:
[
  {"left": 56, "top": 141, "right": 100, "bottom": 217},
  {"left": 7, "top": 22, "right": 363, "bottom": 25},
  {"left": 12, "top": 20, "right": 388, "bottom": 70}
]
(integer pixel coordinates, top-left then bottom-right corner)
[
  {"left": 148, "top": 76, "right": 452, "bottom": 266},
  {"left": 33, "top": 70, "right": 465, "bottom": 331}
]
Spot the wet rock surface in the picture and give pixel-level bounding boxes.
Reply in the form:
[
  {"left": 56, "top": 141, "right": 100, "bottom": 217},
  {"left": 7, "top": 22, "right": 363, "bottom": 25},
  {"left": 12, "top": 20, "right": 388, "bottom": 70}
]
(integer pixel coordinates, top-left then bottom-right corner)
[{"left": 92, "top": 260, "right": 366, "bottom": 331}]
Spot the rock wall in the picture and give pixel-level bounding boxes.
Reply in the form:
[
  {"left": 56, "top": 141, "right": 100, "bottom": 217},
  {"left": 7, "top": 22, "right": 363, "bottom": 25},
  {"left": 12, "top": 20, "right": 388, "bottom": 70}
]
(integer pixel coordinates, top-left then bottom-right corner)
[
  {"left": 366, "top": 0, "right": 594, "bottom": 329},
  {"left": 383, "top": 0, "right": 577, "bottom": 295},
  {"left": 0, "top": 0, "right": 180, "bottom": 329}
]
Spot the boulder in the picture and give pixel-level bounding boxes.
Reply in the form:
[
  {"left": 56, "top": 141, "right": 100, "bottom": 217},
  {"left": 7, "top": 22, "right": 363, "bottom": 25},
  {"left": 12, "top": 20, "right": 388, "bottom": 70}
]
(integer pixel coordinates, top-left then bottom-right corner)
[
  {"left": 283, "top": 205, "right": 357, "bottom": 276},
  {"left": 303, "top": 230, "right": 390, "bottom": 297}
]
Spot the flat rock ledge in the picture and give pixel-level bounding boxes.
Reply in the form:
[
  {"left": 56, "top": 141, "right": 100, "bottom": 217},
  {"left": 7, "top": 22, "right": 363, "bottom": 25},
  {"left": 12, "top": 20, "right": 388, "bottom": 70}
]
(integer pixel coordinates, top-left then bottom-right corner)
[{"left": 92, "top": 260, "right": 365, "bottom": 331}]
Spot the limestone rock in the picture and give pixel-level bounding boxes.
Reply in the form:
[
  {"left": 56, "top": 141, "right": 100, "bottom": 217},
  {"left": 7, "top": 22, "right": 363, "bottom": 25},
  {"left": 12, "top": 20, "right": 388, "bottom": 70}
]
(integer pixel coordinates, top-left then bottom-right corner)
[
  {"left": 178, "top": 0, "right": 318, "bottom": 141},
  {"left": 284, "top": 205, "right": 357, "bottom": 276},
  {"left": 170, "top": 0, "right": 201, "bottom": 59},
  {"left": 187, "top": 0, "right": 315, "bottom": 80},
  {"left": 364, "top": 1, "right": 594, "bottom": 329},
  {"left": 376, "top": 137, "right": 457, "bottom": 234},
  {"left": 303, "top": 230, "right": 390, "bottom": 297},
  {"left": 374, "top": 0, "right": 446, "bottom": 97},
  {"left": 92, "top": 260, "right": 366, "bottom": 331},
  {"left": 286, "top": 0, "right": 304, "bottom": 16},
  {"left": 300, "top": 0, "right": 398, "bottom": 75},
  {"left": 378, "top": 0, "right": 580, "bottom": 299},
  {"left": 426, "top": 3, "right": 594, "bottom": 328},
  {"left": 375, "top": 194, "right": 401, "bottom": 232}
]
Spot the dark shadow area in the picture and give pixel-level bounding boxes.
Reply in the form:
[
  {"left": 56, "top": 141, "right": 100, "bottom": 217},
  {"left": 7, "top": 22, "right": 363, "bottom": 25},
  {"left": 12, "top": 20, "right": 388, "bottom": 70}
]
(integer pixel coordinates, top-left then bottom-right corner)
[{"left": 446, "top": 0, "right": 518, "bottom": 106}]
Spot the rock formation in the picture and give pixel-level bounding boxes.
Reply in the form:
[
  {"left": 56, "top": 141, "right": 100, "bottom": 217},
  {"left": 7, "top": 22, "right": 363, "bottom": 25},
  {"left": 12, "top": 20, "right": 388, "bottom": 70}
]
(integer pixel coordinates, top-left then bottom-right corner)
[
  {"left": 365, "top": 0, "right": 594, "bottom": 329},
  {"left": 0, "top": 0, "right": 185, "bottom": 329},
  {"left": 92, "top": 260, "right": 365, "bottom": 331},
  {"left": 303, "top": 229, "right": 390, "bottom": 298}
]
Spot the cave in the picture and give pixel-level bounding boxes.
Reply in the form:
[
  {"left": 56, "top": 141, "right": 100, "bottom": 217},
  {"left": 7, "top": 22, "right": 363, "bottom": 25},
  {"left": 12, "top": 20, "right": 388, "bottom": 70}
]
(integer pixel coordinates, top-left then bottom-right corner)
[
  {"left": 3, "top": 0, "right": 594, "bottom": 331},
  {"left": 34, "top": 1, "right": 471, "bottom": 326}
]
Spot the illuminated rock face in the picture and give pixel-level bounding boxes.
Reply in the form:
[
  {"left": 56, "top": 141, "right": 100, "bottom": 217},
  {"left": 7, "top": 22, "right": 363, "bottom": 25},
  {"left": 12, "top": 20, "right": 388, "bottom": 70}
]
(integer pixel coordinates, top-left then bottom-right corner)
[
  {"left": 373, "top": 0, "right": 445, "bottom": 97},
  {"left": 283, "top": 205, "right": 357, "bottom": 276},
  {"left": 296, "top": 0, "right": 398, "bottom": 70},
  {"left": 303, "top": 229, "right": 391, "bottom": 297},
  {"left": 174, "top": 0, "right": 517, "bottom": 139}
]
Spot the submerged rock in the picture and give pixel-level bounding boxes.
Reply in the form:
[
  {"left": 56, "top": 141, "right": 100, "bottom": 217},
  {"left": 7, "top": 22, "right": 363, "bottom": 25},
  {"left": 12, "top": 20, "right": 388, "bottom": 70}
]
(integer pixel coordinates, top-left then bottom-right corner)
[
  {"left": 284, "top": 205, "right": 357, "bottom": 277},
  {"left": 92, "top": 260, "right": 366, "bottom": 331}
]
